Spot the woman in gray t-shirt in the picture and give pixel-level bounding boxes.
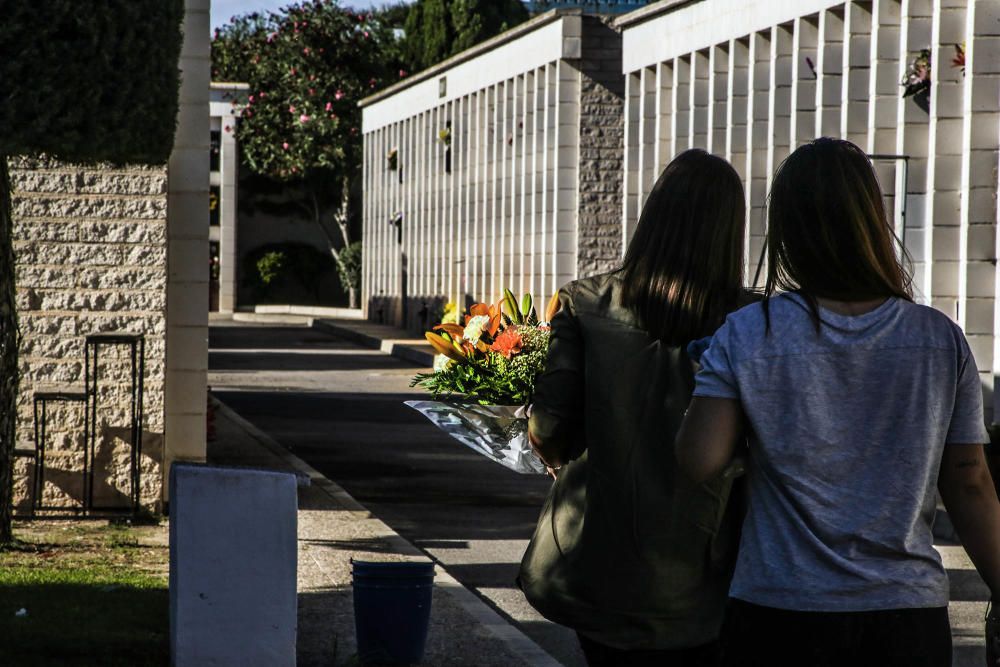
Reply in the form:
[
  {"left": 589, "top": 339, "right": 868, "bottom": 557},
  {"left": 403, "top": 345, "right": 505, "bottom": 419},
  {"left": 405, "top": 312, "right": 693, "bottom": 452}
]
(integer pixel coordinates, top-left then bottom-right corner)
[{"left": 675, "top": 138, "right": 1000, "bottom": 666}]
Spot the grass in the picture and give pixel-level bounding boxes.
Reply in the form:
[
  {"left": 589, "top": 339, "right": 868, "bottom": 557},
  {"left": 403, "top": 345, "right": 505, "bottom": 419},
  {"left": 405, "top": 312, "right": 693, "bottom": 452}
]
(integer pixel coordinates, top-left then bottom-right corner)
[{"left": 0, "top": 520, "right": 169, "bottom": 666}]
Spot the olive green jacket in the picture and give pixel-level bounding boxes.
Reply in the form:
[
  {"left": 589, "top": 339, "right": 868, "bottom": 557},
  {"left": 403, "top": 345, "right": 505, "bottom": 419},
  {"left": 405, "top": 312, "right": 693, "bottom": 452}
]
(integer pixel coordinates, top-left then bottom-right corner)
[{"left": 519, "top": 271, "right": 743, "bottom": 650}]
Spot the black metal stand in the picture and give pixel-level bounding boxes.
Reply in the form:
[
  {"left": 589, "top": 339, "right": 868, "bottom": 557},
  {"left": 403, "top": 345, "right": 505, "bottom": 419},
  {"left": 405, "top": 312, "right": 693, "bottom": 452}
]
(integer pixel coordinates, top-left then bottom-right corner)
[
  {"left": 14, "top": 441, "right": 38, "bottom": 518},
  {"left": 32, "top": 387, "right": 89, "bottom": 512},
  {"left": 84, "top": 332, "right": 145, "bottom": 514}
]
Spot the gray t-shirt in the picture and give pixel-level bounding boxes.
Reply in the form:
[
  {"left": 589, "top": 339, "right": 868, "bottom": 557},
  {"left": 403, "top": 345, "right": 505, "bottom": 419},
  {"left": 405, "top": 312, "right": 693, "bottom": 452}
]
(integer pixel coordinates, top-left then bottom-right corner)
[{"left": 694, "top": 293, "right": 989, "bottom": 611}]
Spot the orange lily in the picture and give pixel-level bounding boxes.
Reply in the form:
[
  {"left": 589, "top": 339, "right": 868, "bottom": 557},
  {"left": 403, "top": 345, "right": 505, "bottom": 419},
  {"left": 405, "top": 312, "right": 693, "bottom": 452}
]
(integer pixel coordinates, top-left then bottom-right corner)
[
  {"left": 425, "top": 332, "right": 466, "bottom": 362},
  {"left": 433, "top": 323, "right": 465, "bottom": 338},
  {"left": 545, "top": 291, "right": 561, "bottom": 323},
  {"left": 465, "top": 299, "right": 504, "bottom": 338}
]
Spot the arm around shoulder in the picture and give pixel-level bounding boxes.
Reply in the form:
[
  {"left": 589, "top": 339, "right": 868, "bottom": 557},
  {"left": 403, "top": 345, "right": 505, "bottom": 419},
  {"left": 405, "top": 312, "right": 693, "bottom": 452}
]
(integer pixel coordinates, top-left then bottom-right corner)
[{"left": 675, "top": 396, "right": 743, "bottom": 483}]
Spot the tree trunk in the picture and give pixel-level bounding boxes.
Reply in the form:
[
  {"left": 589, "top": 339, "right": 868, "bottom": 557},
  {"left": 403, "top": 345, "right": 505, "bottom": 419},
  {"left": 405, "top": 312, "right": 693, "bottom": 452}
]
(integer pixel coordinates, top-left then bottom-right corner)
[
  {"left": 0, "top": 158, "right": 18, "bottom": 544},
  {"left": 348, "top": 287, "right": 358, "bottom": 310}
]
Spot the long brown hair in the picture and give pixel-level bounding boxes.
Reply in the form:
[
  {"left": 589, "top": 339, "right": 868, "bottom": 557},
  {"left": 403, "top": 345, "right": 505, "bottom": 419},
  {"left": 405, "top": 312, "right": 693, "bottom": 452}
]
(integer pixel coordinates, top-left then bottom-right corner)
[
  {"left": 620, "top": 149, "right": 746, "bottom": 344},
  {"left": 765, "top": 138, "right": 912, "bottom": 327}
]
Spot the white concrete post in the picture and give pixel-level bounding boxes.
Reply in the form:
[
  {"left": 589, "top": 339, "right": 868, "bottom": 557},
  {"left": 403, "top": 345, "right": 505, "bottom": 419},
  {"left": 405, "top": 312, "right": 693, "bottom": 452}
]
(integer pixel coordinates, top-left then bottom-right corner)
[
  {"left": 169, "top": 465, "right": 297, "bottom": 667},
  {"left": 960, "top": 0, "right": 1000, "bottom": 416},
  {"left": 816, "top": 7, "right": 845, "bottom": 138},
  {"left": 843, "top": 1, "right": 873, "bottom": 146},
  {"left": 164, "top": 0, "right": 210, "bottom": 498},
  {"left": 791, "top": 16, "right": 819, "bottom": 150}
]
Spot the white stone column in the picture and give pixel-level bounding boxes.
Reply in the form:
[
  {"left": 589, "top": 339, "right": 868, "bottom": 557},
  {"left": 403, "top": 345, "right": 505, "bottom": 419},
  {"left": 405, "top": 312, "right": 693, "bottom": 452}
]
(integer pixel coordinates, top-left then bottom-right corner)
[
  {"left": 768, "top": 25, "right": 794, "bottom": 188},
  {"left": 843, "top": 1, "right": 873, "bottom": 145},
  {"left": 925, "top": 0, "right": 967, "bottom": 315},
  {"left": 747, "top": 31, "right": 771, "bottom": 287},
  {"left": 959, "top": 0, "right": 1000, "bottom": 415},
  {"left": 654, "top": 60, "right": 674, "bottom": 173},
  {"left": 727, "top": 38, "right": 750, "bottom": 183},
  {"left": 673, "top": 56, "right": 692, "bottom": 154},
  {"left": 816, "top": 8, "right": 845, "bottom": 138},
  {"left": 217, "top": 107, "right": 239, "bottom": 314},
  {"left": 868, "top": 0, "right": 902, "bottom": 155},
  {"left": 691, "top": 50, "right": 710, "bottom": 150},
  {"left": 896, "top": 0, "right": 933, "bottom": 298},
  {"left": 164, "top": 0, "right": 210, "bottom": 500},
  {"left": 554, "top": 59, "right": 580, "bottom": 290},
  {"left": 791, "top": 16, "right": 819, "bottom": 150},
  {"left": 709, "top": 44, "right": 729, "bottom": 155},
  {"left": 623, "top": 70, "right": 640, "bottom": 247},
  {"left": 638, "top": 66, "right": 657, "bottom": 210}
]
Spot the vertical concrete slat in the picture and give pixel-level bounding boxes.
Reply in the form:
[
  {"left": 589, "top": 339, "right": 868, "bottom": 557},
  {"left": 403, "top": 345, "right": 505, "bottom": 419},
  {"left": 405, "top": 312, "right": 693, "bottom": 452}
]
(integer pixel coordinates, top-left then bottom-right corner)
[
  {"left": 674, "top": 56, "right": 691, "bottom": 154},
  {"left": 897, "top": 0, "right": 933, "bottom": 300},
  {"left": 843, "top": 1, "right": 873, "bottom": 145},
  {"left": 769, "top": 25, "right": 794, "bottom": 193},
  {"left": 960, "top": 0, "right": 999, "bottom": 406},
  {"left": 361, "top": 132, "right": 370, "bottom": 317},
  {"left": 692, "top": 49, "right": 711, "bottom": 150},
  {"left": 654, "top": 60, "right": 674, "bottom": 174},
  {"left": 520, "top": 73, "right": 531, "bottom": 298},
  {"left": 727, "top": 38, "right": 750, "bottom": 180},
  {"left": 710, "top": 43, "right": 730, "bottom": 155},
  {"left": 791, "top": 16, "right": 819, "bottom": 150},
  {"left": 868, "top": 0, "right": 902, "bottom": 155},
  {"left": 530, "top": 68, "right": 541, "bottom": 304},
  {"left": 926, "top": 0, "right": 967, "bottom": 315},
  {"left": 816, "top": 8, "right": 845, "bottom": 138},
  {"left": 623, "top": 70, "right": 640, "bottom": 250},
  {"left": 746, "top": 31, "right": 771, "bottom": 288}
]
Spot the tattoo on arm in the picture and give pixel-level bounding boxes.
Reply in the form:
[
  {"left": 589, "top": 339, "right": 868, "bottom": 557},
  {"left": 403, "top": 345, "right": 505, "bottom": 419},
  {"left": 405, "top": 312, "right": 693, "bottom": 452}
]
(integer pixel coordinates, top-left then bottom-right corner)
[{"left": 956, "top": 458, "right": 980, "bottom": 469}]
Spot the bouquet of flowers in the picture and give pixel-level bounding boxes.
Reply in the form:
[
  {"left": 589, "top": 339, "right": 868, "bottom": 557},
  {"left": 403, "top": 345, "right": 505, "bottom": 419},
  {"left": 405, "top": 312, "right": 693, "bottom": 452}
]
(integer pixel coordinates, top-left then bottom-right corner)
[
  {"left": 406, "top": 289, "right": 559, "bottom": 474},
  {"left": 901, "top": 48, "right": 931, "bottom": 112}
]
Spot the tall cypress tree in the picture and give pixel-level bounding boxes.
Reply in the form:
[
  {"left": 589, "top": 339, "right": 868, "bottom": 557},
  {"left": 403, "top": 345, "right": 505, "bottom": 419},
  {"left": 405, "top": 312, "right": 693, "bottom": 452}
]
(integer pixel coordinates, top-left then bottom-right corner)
[
  {"left": 452, "top": 0, "right": 530, "bottom": 53},
  {"left": 403, "top": 0, "right": 530, "bottom": 72}
]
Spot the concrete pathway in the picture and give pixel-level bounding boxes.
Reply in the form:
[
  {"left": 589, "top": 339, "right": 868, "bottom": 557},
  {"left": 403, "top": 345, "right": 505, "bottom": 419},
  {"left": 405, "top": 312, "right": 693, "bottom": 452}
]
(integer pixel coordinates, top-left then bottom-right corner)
[
  {"left": 209, "top": 389, "right": 561, "bottom": 667},
  {"left": 208, "top": 318, "right": 584, "bottom": 666}
]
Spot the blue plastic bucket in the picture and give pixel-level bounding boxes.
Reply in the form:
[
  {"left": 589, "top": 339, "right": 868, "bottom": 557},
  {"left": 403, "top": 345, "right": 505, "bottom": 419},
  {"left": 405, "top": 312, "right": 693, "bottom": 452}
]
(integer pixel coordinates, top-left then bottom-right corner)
[{"left": 352, "top": 560, "right": 435, "bottom": 665}]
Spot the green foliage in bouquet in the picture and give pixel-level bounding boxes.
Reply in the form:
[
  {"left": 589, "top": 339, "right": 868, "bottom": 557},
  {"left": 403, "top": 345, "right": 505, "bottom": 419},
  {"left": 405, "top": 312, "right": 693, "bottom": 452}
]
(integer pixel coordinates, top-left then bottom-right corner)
[{"left": 411, "top": 289, "right": 559, "bottom": 405}]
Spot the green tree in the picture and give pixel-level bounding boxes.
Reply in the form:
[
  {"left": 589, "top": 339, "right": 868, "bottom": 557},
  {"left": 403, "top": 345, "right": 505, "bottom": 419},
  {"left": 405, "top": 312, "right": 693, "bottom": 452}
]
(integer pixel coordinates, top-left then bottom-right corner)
[
  {"left": 0, "top": 0, "right": 183, "bottom": 544},
  {"left": 402, "top": 0, "right": 530, "bottom": 72},
  {"left": 213, "top": 1, "right": 404, "bottom": 307},
  {"left": 452, "top": 0, "right": 530, "bottom": 53}
]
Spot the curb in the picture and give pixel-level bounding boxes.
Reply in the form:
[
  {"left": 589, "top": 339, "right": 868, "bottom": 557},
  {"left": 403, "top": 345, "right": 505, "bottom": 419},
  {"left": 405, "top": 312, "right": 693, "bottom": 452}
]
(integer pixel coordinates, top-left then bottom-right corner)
[
  {"left": 313, "top": 319, "right": 434, "bottom": 367},
  {"left": 213, "top": 397, "right": 562, "bottom": 667}
]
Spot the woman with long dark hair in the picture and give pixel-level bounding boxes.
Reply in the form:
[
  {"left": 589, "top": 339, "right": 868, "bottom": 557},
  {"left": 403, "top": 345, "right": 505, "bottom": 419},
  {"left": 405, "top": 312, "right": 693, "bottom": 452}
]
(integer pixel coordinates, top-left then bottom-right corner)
[
  {"left": 676, "top": 138, "right": 1000, "bottom": 666},
  {"left": 519, "top": 149, "right": 748, "bottom": 666}
]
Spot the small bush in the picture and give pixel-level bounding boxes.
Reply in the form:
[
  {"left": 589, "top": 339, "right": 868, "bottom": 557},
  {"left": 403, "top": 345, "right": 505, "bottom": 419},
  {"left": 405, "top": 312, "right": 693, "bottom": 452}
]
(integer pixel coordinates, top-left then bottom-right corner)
[
  {"left": 242, "top": 243, "right": 342, "bottom": 306},
  {"left": 256, "top": 251, "right": 287, "bottom": 286}
]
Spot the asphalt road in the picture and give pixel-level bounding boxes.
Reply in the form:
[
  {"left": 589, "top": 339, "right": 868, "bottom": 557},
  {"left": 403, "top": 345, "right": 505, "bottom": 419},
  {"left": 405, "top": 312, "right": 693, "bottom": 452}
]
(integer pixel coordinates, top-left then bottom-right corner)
[{"left": 208, "top": 320, "right": 586, "bottom": 667}]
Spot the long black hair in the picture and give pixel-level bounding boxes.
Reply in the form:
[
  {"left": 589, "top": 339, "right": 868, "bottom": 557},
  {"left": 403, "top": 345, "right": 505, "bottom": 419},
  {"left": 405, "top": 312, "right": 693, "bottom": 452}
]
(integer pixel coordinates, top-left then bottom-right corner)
[
  {"left": 765, "top": 138, "right": 912, "bottom": 328},
  {"left": 620, "top": 149, "right": 746, "bottom": 345}
]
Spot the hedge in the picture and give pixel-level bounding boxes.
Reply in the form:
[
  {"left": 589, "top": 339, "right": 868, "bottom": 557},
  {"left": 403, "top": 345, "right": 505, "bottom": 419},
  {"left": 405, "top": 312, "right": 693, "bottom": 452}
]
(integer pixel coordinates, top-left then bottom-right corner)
[{"left": 0, "top": 0, "right": 184, "bottom": 164}]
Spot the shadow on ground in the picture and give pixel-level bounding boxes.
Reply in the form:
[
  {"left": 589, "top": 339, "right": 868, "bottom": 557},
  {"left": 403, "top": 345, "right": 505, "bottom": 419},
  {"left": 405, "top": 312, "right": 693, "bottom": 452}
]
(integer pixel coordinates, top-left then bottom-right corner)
[{"left": 0, "top": 581, "right": 168, "bottom": 666}]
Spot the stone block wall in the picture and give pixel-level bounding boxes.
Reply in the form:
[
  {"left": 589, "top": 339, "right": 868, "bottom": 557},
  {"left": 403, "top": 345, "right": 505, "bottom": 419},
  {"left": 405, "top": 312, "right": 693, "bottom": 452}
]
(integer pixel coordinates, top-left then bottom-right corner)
[
  {"left": 575, "top": 16, "right": 625, "bottom": 278},
  {"left": 10, "top": 156, "right": 168, "bottom": 512}
]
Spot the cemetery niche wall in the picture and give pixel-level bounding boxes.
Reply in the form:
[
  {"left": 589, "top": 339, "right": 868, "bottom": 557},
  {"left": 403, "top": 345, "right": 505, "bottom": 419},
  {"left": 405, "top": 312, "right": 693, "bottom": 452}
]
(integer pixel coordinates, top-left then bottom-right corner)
[
  {"left": 361, "top": 9, "right": 625, "bottom": 331},
  {"left": 619, "top": 0, "right": 1000, "bottom": 418}
]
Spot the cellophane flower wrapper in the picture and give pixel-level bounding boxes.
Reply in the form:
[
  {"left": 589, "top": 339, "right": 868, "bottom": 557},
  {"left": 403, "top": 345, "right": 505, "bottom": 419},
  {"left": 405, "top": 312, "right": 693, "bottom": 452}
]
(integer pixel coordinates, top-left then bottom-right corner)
[{"left": 404, "top": 401, "right": 546, "bottom": 475}]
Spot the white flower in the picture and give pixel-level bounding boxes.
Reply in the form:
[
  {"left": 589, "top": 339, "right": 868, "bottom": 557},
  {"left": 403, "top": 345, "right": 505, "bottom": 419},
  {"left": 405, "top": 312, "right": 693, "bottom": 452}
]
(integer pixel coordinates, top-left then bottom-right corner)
[
  {"left": 433, "top": 354, "right": 452, "bottom": 372},
  {"left": 463, "top": 315, "right": 491, "bottom": 343}
]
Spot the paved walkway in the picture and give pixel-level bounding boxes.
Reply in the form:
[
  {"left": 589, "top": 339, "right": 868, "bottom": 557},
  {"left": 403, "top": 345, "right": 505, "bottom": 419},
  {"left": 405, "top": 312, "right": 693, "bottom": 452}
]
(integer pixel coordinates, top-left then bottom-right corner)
[{"left": 208, "top": 392, "right": 560, "bottom": 666}]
